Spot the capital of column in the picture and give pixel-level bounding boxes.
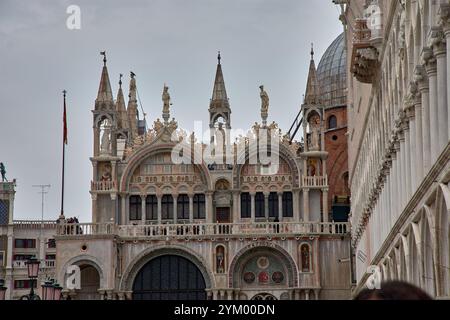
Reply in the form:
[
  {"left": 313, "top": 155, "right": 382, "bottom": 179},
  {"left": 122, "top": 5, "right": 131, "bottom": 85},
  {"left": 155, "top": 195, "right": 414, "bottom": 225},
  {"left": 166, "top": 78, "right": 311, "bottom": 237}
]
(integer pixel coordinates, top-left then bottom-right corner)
[
  {"left": 421, "top": 47, "right": 437, "bottom": 75},
  {"left": 440, "top": 3, "right": 450, "bottom": 32},
  {"left": 430, "top": 27, "right": 447, "bottom": 57},
  {"left": 413, "top": 65, "right": 429, "bottom": 92}
]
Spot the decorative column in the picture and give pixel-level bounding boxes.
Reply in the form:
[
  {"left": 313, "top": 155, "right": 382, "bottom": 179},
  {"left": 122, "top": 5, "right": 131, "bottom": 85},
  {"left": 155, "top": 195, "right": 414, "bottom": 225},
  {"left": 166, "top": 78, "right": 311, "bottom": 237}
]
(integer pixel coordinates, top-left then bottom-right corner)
[
  {"left": 189, "top": 194, "right": 194, "bottom": 223},
  {"left": 303, "top": 189, "right": 310, "bottom": 222},
  {"left": 414, "top": 66, "right": 431, "bottom": 175},
  {"left": 157, "top": 194, "right": 162, "bottom": 224},
  {"left": 432, "top": 28, "right": 448, "bottom": 151},
  {"left": 277, "top": 192, "right": 283, "bottom": 221},
  {"left": 322, "top": 188, "right": 329, "bottom": 223},
  {"left": 232, "top": 191, "right": 240, "bottom": 223},
  {"left": 264, "top": 192, "right": 269, "bottom": 220},
  {"left": 173, "top": 194, "right": 178, "bottom": 223},
  {"left": 206, "top": 191, "right": 214, "bottom": 223},
  {"left": 250, "top": 192, "right": 256, "bottom": 222},
  {"left": 412, "top": 84, "right": 424, "bottom": 182},
  {"left": 423, "top": 48, "right": 439, "bottom": 164},
  {"left": 293, "top": 188, "right": 300, "bottom": 221},
  {"left": 141, "top": 195, "right": 146, "bottom": 225},
  {"left": 442, "top": 4, "right": 450, "bottom": 139},
  {"left": 120, "top": 194, "right": 127, "bottom": 225}
]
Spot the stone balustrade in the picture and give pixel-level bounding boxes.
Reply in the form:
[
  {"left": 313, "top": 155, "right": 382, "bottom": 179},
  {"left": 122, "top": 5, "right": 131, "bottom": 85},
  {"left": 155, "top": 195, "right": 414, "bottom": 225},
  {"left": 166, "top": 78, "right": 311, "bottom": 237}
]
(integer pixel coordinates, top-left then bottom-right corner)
[
  {"left": 91, "top": 180, "right": 116, "bottom": 191},
  {"left": 302, "top": 176, "right": 328, "bottom": 188},
  {"left": 56, "top": 221, "right": 349, "bottom": 239}
]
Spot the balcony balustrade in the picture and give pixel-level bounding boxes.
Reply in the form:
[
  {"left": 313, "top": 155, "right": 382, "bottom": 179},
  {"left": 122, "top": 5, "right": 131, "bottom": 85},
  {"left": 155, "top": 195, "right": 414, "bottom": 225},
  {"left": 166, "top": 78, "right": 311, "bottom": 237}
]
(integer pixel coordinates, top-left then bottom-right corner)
[
  {"left": 302, "top": 176, "right": 328, "bottom": 188},
  {"left": 91, "top": 180, "right": 116, "bottom": 192},
  {"left": 56, "top": 221, "right": 349, "bottom": 239}
]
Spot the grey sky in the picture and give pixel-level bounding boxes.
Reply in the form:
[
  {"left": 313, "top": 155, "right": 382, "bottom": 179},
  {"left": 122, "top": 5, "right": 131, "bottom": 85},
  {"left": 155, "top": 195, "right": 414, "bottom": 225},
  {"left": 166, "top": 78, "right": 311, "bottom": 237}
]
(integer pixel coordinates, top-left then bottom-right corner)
[{"left": 0, "top": 0, "right": 342, "bottom": 222}]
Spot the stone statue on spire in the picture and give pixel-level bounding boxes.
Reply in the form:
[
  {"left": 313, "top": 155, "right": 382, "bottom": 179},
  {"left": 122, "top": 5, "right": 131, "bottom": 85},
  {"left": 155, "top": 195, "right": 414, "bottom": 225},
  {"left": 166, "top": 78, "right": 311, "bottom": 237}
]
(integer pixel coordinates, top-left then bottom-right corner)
[
  {"left": 259, "top": 85, "right": 269, "bottom": 126},
  {"left": 0, "top": 162, "right": 7, "bottom": 182},
  {"left": 162, "top": 84, "right": 171, "bottom": 123}
]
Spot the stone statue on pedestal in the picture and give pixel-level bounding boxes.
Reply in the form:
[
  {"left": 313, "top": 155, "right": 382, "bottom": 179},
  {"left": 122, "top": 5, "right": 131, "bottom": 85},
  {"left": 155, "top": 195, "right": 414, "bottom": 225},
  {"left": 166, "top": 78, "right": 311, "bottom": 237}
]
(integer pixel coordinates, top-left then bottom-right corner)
[
  {"left": 260, "top": 85, "right": 269, "bottom": 125},
  {"left": 162, "top": 84, "right": 171, "bottom": 123}
]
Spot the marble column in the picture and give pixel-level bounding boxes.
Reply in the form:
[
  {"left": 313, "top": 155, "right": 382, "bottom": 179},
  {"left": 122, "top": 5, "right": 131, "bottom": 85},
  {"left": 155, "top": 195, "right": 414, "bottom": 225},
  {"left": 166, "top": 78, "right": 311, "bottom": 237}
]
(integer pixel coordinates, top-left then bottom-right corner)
[
  {"left": 414, "top": 94, "right": 424, "bottom": 182},
  {"left": 403, "top": 124, "right": 412, "bottom": 199},
  {"left": 141, "top": 195, "right": 146, "bottom": 224},
  {"left": 232, "top": 191, "right": 240, "bottom": 223},
  {"left": 173, "top": 194, "right": 178, "bottom": 223},
  {"left": 293, "top": 188, "right": 300, "bottom": 221},
  {"left": 157, "top": 195, "right": 162, "bottom": 224},
  {"left": 322, "top": 188, "right": 329, "bottom": 223},
  {"left": 121, "top": 194, "right": 127, "bottom": 225},
  {"left": 264, "top": 193, "right": 269, "bottom": 220},
  {"left": 278, "top": 192, "right": 283, "bottom": 221},
  {"left": 415, "top": 66, "right": 431, "bottom": 175},
  {"left": 206, "top": 192, "right": 214, "bottom": 223},
  {"left": 423, "top": 49, "right": 439, "bottom": 163},
  {"left": 303, "top": 189, "right": 310, "bottom": 222},
  {"left": 444, "top": 14, "right": 450, "bottom": 139},
  {"left": 189, "top": 194, "right": 194, "bottom": 223},
  {"left": 433, "top": 32, "right": 448, "bottom": 151},
  {"left": 250, "top": 192, "right": 256, "bottom": 222}
]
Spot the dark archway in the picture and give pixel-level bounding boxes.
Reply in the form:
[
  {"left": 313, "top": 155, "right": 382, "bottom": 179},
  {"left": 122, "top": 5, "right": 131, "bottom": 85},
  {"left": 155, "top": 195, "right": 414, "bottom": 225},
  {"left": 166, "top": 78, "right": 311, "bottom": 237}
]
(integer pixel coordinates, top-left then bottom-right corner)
[
  {"left": 132, "top": 255, "right": 207, "bottom": 300},
  {"left": 77, "top": 265, "right": 100, "bottom": 300}
]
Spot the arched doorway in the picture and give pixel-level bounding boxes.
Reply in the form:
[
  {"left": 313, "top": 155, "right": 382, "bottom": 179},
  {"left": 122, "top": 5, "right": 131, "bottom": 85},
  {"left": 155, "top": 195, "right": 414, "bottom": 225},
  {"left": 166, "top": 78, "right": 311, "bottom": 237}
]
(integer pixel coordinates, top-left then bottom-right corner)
[
  {"left": 132, "top": 255, "right": 207, "bottom": 300},
  {"left": 77, "top": 265, "right": 101, "bottom": 300}
]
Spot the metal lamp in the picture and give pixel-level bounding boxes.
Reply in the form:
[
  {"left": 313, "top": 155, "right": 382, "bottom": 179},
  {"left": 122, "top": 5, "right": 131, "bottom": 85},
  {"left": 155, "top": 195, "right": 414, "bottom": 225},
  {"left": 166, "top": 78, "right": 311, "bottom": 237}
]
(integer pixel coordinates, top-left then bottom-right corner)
[
  {"left": 41, "top": 280, "right": 54, "bottom": 300},
  {"left": 26, "top": 257, "right": 40, "bottom": 279},
  {"left": 53, "top": 282, "right": 63, "bottom": 301}
]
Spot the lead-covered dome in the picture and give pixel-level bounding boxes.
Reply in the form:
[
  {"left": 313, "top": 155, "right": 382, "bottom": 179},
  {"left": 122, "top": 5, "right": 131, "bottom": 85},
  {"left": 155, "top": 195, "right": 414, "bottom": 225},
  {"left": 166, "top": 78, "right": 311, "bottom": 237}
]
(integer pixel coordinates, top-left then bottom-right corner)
[{"left": 317, "top": 33, "right": 347, "bottom": 108}]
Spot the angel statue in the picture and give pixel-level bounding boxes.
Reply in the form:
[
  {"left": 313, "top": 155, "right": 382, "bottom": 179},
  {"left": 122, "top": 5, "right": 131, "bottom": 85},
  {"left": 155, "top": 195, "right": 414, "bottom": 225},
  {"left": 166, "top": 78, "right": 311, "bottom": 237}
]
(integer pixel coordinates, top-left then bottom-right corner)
[
  {"left": 260, "top": 85, "right": 269, "bottom": 123},
  {"left": 162, "top": 84, "right": 171, "bottom": 122}
]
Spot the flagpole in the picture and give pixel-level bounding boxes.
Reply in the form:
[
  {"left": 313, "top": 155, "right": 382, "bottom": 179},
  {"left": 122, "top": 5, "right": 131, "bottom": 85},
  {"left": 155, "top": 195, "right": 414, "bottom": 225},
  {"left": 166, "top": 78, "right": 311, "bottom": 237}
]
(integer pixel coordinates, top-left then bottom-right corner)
[{"left": 59, "top": 90, "right": 67, "bottom": 221}]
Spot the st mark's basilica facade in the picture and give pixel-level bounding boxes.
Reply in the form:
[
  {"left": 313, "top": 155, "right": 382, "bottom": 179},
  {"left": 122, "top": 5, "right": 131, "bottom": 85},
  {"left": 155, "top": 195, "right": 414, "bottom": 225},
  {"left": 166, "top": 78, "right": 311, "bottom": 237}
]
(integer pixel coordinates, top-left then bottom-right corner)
[{"left": 0, "top": 33, "right": 351, "bottom": 300}]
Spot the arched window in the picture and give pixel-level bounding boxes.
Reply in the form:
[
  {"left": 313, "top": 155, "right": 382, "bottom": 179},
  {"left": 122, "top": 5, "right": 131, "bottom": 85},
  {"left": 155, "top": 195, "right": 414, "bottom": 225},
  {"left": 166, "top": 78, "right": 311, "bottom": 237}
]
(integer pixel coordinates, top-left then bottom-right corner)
[
  {"left": 177, "top": 194, "right": 190, "bottom": 220},
  {"left": 129, "top": 196, "right": 142, "bottom": 221},
  {"left": 193, "top": 194, "right": 205, "bottom": 219},
  {"left": 216, "top": 245, "right": 225, "bottom": 274},
  {"left": 240, "top": 193, "right": 251, "bottom": 218},
  {"left": 282, "top": 192, "right": 293, "bottom": 217},
  {"left": 255, "top": 193, "right": 265, "bottom": 218},
  {"left": 328, "top": 115, "right": 337, "bottom": 129},
  {"left": 146, "top": 195, "right": 158, "bottom": 220},
  {"left": 161, "top": 195, "right": 173, "bottom": 220},
  {"left": 268, "top": 193, "right": 278, "bottom": 218},
  {"left": 300, "top": 244, "right": 311, "bottom": 272}
]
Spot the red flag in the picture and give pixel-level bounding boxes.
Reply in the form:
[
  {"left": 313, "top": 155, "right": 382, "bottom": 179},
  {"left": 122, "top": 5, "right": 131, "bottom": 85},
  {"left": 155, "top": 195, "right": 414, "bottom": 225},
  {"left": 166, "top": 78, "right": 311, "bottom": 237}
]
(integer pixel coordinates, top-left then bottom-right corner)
[{"left": 63, "top": 91, "right": 68, "bottom": 145}]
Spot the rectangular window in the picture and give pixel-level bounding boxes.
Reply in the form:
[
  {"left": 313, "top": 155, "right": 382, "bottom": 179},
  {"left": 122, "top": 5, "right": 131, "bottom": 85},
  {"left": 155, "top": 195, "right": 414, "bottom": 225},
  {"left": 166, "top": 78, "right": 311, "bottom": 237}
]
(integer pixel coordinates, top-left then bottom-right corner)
[
  {"left": 0, "top": 251, "right": 4, "bottom": 267},
  {"left": 47, "top": 239, "right": 56, "bottom": 248},
  {"left": 129, "top": 196, "right": 142, "bottom": 221},
  {"left": 177, "top": 194, "right": 190, "bottom": 220},
  {"left": 193, "top": 194, "right": 205, "bottom": 219},
  {"left": 255, "top": 193, "right": 265, "bottom": 218},
  {"left": 14, "top": 280, "right": 36, "bottom": 289},
  {"left": 268, "top": 192, "right": 278, "bottom": 218},
  {"left": 145, "top": 195, "right": 158, "bottom": 220},
  {"left": 282, "top": 192, "right": 293, "bottom": 217},
  {"left": 14, "top": 239, "right": 36, "bottom": 249},
  {"left": 161, "top": 195, "right": 174, "bottom": 220},
  {"left": 240, "top": 193, "right": 251, "bottom": 218}
]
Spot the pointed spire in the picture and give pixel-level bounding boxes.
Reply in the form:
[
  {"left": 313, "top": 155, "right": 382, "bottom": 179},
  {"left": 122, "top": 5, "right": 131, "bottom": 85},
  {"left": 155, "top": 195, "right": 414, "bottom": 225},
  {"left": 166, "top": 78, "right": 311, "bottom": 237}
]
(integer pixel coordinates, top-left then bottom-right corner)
[
  {"left": 304, "top": 43, "right": 321, "bottom": 105},
  {"left": 210, "top": 51, "right": 230, "bottom": 109},
  {"left": 127, "top": 71, "right": 139, "bottom": 138},
  {"left": 96, "top": 51, "right": 113, "bottom": 108},
  {"left": 116, "top": 74, "right": 128, "bottom": 130}
]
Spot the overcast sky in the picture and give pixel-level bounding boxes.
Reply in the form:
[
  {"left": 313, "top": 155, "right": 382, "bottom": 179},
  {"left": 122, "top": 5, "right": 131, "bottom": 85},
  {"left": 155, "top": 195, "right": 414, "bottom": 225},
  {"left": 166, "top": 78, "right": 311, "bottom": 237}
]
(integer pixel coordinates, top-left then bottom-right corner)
[{"left": 0, "top": 0, "right": 343, "bottom": 222}]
